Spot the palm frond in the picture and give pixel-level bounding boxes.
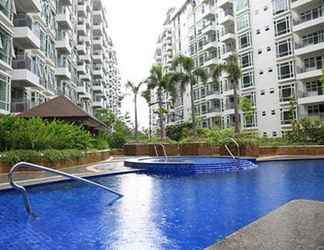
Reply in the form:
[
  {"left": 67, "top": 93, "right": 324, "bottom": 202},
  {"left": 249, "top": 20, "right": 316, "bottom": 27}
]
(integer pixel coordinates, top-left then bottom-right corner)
[{"left": 193, "top": 67, "right": 208, "bottom": 84}]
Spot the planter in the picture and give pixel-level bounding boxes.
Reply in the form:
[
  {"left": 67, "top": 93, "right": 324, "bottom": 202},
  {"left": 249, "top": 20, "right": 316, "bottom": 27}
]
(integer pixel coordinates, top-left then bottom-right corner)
[{"left": 180, "top": 143, "right": 220, "bottom": 156}]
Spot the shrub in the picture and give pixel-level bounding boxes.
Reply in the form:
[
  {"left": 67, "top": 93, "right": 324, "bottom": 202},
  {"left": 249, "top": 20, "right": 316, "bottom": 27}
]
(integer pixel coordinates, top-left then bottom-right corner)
[
  {"left": 166, "top": 123, "right": 193, "bottom": 141},
  {"left": 0, "top": 149, "right": 84, "bottom": 165},
  {"left": 0, "top": 116, "right": 93, "bottom": 151}
]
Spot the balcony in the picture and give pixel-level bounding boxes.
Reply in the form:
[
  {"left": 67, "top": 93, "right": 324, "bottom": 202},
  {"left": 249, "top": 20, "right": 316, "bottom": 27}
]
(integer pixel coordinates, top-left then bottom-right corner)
[
  {"left": 295, "top": 37, "right": 324, "bottom": 56},
  {"left": 77, "top": 4, "right": 86, "bottom": 16},
  {"left": 11, "top": 98, "right": 32, "bottom": 113},
  {"left": 222, "top": 50, "right": 235, "bottom": 60},
  {"left": 11, "top": 56, "right": 41, "bottom": 89},
  {"left": 15, "top": 0, "right": 41, "bottom": 13},
  {"left": 77, "top": 84, "right": 86, "bottom": 95},
  {"left": 293, "top": 6, "right": 324, "bottom": 32},
  {"left": 93, "top": 23, "right": 103, "bottom": 36},
  {"left": 93, "top": 36, "right": 103, "bottom": 50},
  {"left": 200, "top": 22, "right": 216, "bottom": 36},
  {"left": 77, "top": 23, "right": 86, "bottom": 35},
  {"left": 93, "top": 81, "right": 104, "bottom": 93},
  {"left": 220, "top": 13, "right": 234, "bottom": 27},
  {"left": 56, "top": 7, "right": 73, "bottom": 30},
  {"left": 92, "top": 52, "right": 103, "bottom": 63},
  {"left": 93, "top": 66, "right": 103, "bottom": 78},
  {"left": 218, "top": 0, "right": 233, "bottom": 10},
  {"left": 77, "top": 43, "right": 86, "bottom": 54},
  {"left": 56, "top": 33, "right": 72, "bottom": 54},
  {"left": 291, "top": 0, "right": 315, "bottom": 10},
  {"left": 93, "top": 10, "right": 103, "bottom": 23},
  {"left": 220, "top": 32, "right": 236, "bottom": 43},
  {"left": 13, "top": 15, "right": 40, "bottom": 50},
  {"left": 79, "top": 53, "right": 91, "bottom": 63},
  {"left": 203, "top": 41, "right": 217, "bottom": 51},
  {"left": 296, "top": 63, "right": 323, "bottom": 80},
  {"left": 55, "top": 59, "right": 72, "bottom": 80},
  {"left": 93, "top": 98, "right": 105, "bottom": 108},
  {"left": 80, "top": 70, "right": 91, "bottom": 80}
]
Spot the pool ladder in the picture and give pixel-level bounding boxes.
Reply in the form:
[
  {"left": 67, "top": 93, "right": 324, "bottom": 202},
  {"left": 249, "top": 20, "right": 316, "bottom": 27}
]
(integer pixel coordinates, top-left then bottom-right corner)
[
  {"left": 225, "top": 138, "right": 240, "bottom": 168},
  {"left": 8, "top": 162, "right": 123, "bottom": 216},
  {"left": 154, "top": 144, "right": 168, "bottom": 161}
]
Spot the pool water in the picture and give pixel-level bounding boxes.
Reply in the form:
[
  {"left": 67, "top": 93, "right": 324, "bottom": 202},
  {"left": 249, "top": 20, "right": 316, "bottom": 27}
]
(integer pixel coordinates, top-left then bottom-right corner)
[{"left": 1, "top": 160, "right": 324, "bottom": 249}]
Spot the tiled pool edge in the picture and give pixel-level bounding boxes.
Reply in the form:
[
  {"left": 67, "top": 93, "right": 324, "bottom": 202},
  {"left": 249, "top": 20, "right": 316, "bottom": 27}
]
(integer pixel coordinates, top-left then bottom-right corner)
[{"left": 207, "top": 200, "right": 324, "bottom": 250}]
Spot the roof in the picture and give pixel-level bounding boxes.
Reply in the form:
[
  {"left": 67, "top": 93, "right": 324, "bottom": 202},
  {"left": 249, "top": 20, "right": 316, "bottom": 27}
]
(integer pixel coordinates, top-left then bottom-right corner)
[{"left": 18, "top": 96, "right": 107, "bottom": 131}]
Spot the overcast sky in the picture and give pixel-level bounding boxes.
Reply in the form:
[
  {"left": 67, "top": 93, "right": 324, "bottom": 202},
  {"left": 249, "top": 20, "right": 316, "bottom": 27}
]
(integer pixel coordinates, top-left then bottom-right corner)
[{"left": 104, "top": 0, "right": 184, "bottom": 130}]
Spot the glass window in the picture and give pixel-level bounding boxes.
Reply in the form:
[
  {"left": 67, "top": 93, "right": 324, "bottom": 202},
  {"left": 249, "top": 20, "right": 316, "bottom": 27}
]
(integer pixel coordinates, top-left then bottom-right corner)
[
  {"left": 239, "top": 32, "right": 251, "bottom": 49},
  {"left": 240, "top": 52, "right": 253, "bottom": 68},
  {"left": 234, "top": 0, "right": 248, "bottom": 13},
  {"left": 236, "top": 13, "right": 250, "bottom": 32},
  {"left": 274, "top": 16, "right": 291, "bottom": 36},
  {"left": 276, "top": 39, "right": 292, "bottom": 57},
  {"left": 0, "top": 76, "right": 9, "bottom": 111},
  {"left": 272, "top": 0, "right": 288, "bottom": 15},
  {"left": 277, "top": 61, "right": 294, "bottom": 80},
  {"left": 241, "top": 71, "right": 254, "bottom": 88}
]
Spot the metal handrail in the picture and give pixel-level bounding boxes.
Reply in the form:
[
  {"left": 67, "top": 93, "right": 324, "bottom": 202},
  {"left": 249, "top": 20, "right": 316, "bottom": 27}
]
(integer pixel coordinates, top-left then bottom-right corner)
[
  {"left": 225, "top": 145, "right": 235, "bottom": 159},
  {"left": 229, "top": 138, "right": 240, "bottom": 158},
  {"left": 154, "top": 144, "right": 168, "bottom": 161},
  {"left": 8, "top": 162, "right": 123, "bottom": 216}
]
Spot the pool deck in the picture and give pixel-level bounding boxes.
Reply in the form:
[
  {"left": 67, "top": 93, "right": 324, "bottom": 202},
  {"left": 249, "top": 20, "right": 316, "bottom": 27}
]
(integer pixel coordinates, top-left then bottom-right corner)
[
  {"left": 0, "top": 157, "right": 142, "bottom": 191},
  {"left": 207, "top": 200, "right": 324, "bottom": 250}
]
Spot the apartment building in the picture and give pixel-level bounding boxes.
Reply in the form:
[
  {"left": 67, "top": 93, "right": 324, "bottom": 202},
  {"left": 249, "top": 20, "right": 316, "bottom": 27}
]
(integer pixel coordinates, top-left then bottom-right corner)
[
  {"left": 152, "top": 0, "right": 324, "bottom": 138},
  {"left": 0, "top": 0, "right": 121, "bottom": 116}
]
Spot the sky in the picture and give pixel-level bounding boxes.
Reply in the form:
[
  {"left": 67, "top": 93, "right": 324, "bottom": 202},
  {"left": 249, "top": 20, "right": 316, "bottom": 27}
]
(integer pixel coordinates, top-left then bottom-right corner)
[{"left": 104, "top": 0, "right": 184, "bottom": 130}]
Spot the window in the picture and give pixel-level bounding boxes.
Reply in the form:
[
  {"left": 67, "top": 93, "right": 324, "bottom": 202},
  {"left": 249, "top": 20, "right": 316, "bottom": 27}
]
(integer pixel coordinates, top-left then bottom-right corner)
[
  {"left": 256, "top": 29, "right": 261, "bottom": 35},
  {"left": 240, "top": 52, "right": 253, "bottom": 68},
  {"left": 268, "top": 67, "right": 273, "bottom": 72},
  {"left": 235, "top": 0, "right": 249, "bottom": 13},
  {"left": 305, "top": 80, "right": 323, "bottom": 96},
  {"left": 281, "top": 109, "right": 296, "bottom": 125},
  {"left": 302, "top": 30, "right": 324, "bottom": 47},
  {"left": 241, "top": 71, "right": 254, "bottom": 88},
  {"left": 270, "top": 88, "right": 275, "bottom": 94},
  {"left": 274, "top": 16, "right": 291, "bottom": 36},
  {"left": 264, "top": 6, "right": 268, "bottom": 11},
  {"left": 277, "top": 61, "right": 294, "bottom": 80},
  {"left": 279, "top": 84, "right": 295, "bottom": 102},
  {"left": 258, "top": 49, "right": 262, "bottom": 55},
  {"left": 308, "top": 104, "right": 324, "bottom": 115},
  {"left": 263, "top": 132, "right": 268, "bottom": 137},
  {"left": 273, "top": 132, "right": 277, "bottom": 137},
  {"left": 272, "top": 110, "right": 276, "bottom": 115},
  {"left": 266, "top": 46, "right": 271, "bottom": 52},
  {"left": 239, "top": 32, "right": 251, "bottom": 49},
  {"left": 265, "top": 26, "right": 270, "bottom": 31},
  {"left": 262, "top": 111, "right": 266, "bottom": 116},
  {"left": 304, "top": 55, "right": 324, "bottom": 72},
  {"left": 0, "top": 77, "right": 9, "bottom": 111},
  {"left": 237, "top": 13, "right": 250, "bottom": 32},
  {"left": 272, "top": 0, "right": 288, "bottom": 15},
  {"left": 261, "top": 90, "right": 265, "bottom": 95},
  {"left": 276, "top": 39, "right": 292, "bottom": 57},
  {"left": 259, "top": 70, "right": 264, "bottom": 75}
]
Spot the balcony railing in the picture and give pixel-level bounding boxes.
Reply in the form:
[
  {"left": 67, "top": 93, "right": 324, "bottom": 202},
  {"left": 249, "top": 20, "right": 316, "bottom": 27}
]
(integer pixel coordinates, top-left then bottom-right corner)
[{"left": 294, "top": 5, "right": 324, "bottom": 25}]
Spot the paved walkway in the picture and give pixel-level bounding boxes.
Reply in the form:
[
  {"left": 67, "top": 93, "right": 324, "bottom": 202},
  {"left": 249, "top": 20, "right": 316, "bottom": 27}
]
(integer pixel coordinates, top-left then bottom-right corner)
[
  {"left": 0, "top": 157, "right": 140, "bottom": 191},
  {"left": 207, "top": 200, "right": 324, "bottom": 250}
]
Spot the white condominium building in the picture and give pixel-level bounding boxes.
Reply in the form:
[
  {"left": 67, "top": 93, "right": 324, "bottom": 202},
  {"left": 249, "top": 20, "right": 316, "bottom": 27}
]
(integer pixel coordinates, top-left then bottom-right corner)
[
  {"left": 152, "top": 0, "right": 324, "bottom": 138},
  {"left": 0, "top": 0, "right": 121, "bottom": 116}
]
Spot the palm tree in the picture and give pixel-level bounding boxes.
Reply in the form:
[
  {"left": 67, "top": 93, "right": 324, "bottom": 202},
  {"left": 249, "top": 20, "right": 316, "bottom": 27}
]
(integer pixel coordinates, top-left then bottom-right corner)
[
  {"left": 146, "top": 64, "right": 176, "bottom": 141},
  {"left": 171, "top": 55, "right": 208, "bottom": 136},
  {"left": 212, "top": 55, "right": 242, "bottom": 134},
  {"left": 126, "top": 81, "right": 144, "bottom": 142},
  {"left": 142, "top": 89, "right": 152, "bottom": 138}
]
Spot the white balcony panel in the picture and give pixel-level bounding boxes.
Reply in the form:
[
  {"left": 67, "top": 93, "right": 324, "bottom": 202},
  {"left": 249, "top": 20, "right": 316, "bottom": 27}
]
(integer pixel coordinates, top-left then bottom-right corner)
[
  {"left": 55, "top": 67, "right": 72, "bottom": 80},
  {"left": 291, "top": 0, "right": 314, "bottom": 10},
  {"left": 294, "top": 16, "right": 324, "bottom": 33},
  {"left": 56, "top": 12, "right": 73, "bottom": 30},
  {"left": 221, "top": 33, "right": 236, "bottom": 43},
  {"left": 11, "top": 69, "right": 41, "bottom": 89},
  {"left": 298, "top": 95, "right": 324, "bottom": 105},
  {"left": 13, "top": 27, "right": 40, "bottom": 49},
  {"left": 218, "top": 0, "right": 233, "bottom": 9},
  {"left": 15, "top": 0, "right": 41, "bottom": 13},
  {"left": 295, "top": 42, "right": 324, "bottom": 56},
  {"left": 55, "top": 38, "right": 72, "bottom": 54},
  {"left": 296, "top": 69, "right": 322, "bottom": 80}
]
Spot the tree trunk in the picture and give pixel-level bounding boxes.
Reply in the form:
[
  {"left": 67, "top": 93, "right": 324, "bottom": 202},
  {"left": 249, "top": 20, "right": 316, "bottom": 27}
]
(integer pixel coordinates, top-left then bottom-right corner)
[
  {"left": 158, "top": 89, "right": 164, "bottom": 141},
  {"left": 233, "top": 81, "right": 240, "bottom": 134},
  {"left": 190, "top": 82, "right": 197, "bottom": 136},
  {"left": 134, "top": 94, "right": 138, "bottom": 142}
]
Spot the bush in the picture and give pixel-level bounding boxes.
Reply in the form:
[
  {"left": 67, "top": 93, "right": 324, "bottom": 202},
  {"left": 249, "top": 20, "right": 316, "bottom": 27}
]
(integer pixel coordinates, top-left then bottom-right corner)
[
  {"left": 166, "top": 123, "right": 193, "bottom": 141},
  {"left": 0, "top": 149, "right": 84, "bottom": 165},
  {"left": 92, "top": 133, "right": 110, "bottom": 150},
  {"left": 0, "top": 116, "right": 93, "bottom": 151}
]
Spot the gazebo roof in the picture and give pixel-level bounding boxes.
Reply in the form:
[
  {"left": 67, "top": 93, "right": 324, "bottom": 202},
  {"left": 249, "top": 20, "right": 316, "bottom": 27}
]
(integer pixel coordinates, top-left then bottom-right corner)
[{"left": 18, "top": 96, "right": 107, "bottom": 132}]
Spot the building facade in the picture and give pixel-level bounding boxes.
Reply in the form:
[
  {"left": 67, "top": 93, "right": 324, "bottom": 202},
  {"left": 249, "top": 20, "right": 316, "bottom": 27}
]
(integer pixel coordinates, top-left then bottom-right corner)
[
  {"left": 0, "top": 0, "right": 121, "bottom": 116},
  {"left": 152, "top": 0, "right": 324, "bottom": 138}
]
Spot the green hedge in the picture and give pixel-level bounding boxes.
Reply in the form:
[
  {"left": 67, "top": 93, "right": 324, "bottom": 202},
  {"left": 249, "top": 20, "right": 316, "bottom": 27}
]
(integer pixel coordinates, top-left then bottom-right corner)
[
  {"left": 0, "top": 149, "right": 85, "bottom": 165},
  {"left": 0, "top": 116, "right": 93, "bottom": 151}
]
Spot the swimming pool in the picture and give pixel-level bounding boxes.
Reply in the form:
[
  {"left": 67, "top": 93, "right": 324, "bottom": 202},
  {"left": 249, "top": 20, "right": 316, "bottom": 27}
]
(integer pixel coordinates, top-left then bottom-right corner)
[{"left": 1, "top": 159, "right": 324, "bottom": 249}]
